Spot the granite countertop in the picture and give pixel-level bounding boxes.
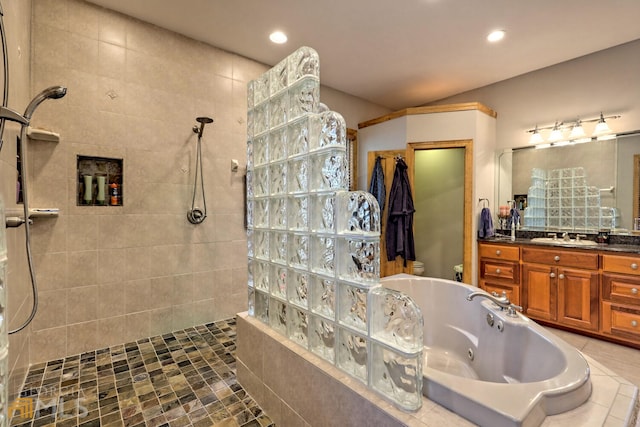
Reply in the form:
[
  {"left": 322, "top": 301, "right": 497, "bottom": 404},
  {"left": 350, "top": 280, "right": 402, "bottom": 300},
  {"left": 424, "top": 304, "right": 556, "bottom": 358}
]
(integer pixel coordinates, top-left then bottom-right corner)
[{"left": 481, "top": 230, "right": 640, "bottom": 254}]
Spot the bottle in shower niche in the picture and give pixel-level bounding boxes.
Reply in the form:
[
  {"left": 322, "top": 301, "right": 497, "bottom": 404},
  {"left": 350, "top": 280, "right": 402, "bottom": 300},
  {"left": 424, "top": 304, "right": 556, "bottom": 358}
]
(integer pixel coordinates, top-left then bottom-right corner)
[{"left": 109, "top": 182, "right": 120, "bottom": 206}]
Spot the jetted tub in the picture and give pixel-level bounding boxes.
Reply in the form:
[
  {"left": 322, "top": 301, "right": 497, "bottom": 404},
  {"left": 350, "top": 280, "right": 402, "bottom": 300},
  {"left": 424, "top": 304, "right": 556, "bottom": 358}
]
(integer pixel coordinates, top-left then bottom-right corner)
[{"left": 381, "top": 274, "right": 592, "bottom": 427}]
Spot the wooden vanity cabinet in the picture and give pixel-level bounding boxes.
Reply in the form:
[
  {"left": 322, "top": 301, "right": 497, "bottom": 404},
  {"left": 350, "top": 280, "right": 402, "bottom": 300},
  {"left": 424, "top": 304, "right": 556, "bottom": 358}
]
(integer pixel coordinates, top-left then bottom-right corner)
[
  {"left": 602, "top": 254, "right": 640, "bottom": 343},
  {"left": 521, "top": 247, "right": 599, "bottom": 331},
  {"left": 478, "top": 243, "right": 520, "bottom": 305}
]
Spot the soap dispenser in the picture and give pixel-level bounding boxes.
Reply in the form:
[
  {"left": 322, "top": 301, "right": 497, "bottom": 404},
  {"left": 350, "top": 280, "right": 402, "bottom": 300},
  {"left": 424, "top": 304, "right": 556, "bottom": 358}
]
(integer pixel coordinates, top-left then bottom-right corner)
[{"left": 511, "top": 217, "right": 516, "bottom": 241}]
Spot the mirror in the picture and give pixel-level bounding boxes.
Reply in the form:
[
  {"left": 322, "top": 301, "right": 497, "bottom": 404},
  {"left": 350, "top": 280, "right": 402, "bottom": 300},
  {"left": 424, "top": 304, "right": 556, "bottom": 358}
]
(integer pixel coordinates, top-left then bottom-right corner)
[{"left": 497, "top": 133, "right": 640, "bottom": 234}]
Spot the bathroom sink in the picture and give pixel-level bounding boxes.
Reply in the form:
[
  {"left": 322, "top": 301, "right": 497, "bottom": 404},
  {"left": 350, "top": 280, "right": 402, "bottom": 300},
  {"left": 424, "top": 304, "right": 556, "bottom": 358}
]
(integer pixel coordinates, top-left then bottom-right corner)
[{"left": 530, "top": 237, "right": 599, "bottom": 247}]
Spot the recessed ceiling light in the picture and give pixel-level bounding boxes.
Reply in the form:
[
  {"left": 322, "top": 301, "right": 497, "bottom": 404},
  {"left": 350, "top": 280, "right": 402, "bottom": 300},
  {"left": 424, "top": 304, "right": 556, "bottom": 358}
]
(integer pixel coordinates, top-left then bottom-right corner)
[
  {"left": 269, "top": 31, "right": 288, "bottom": 44},
  {"left": 487, "top": 30, "right": 505, "bottom": 43}
]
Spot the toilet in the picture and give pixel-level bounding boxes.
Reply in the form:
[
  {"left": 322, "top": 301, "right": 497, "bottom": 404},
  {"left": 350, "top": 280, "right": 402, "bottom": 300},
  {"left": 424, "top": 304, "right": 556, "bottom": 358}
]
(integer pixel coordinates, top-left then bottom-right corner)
[{"left": 413, "top": 261, "right": 425, "bottom": 276}]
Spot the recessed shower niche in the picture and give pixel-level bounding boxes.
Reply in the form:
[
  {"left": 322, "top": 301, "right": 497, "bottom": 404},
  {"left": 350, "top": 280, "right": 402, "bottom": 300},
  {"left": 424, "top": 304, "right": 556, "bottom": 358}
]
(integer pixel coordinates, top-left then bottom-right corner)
[{"left": 77, "top": 156, "right": 123, "bottom": 206}]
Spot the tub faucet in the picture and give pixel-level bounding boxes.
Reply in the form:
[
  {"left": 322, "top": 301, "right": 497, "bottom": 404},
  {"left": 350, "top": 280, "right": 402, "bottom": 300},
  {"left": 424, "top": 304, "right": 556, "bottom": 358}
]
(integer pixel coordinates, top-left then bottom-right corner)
[{"left": 467, "top": 291, "right": 522, "bottom": 317}]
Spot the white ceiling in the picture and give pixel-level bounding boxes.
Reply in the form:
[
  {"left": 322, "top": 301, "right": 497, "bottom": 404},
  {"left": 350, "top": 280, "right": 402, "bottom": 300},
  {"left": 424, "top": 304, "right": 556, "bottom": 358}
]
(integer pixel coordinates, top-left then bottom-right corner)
[{"left": 87, "top": 0, "right": 640, "bottom": 110}]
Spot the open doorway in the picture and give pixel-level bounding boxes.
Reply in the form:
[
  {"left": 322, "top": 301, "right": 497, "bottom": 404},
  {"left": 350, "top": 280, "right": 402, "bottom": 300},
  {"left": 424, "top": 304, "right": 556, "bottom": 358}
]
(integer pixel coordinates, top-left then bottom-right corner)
[{"left": 407, "top": 140, "right": 473, "bottom": 283}]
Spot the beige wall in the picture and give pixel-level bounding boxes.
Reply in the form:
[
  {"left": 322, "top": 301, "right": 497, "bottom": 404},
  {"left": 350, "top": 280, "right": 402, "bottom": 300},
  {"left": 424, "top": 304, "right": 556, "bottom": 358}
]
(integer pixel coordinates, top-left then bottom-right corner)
[
  {"left": 2, "top": 0, "right": 33, "bottom": 400},
  {"left": 432, "top": 39, "right": 640, "bottom": 150}
]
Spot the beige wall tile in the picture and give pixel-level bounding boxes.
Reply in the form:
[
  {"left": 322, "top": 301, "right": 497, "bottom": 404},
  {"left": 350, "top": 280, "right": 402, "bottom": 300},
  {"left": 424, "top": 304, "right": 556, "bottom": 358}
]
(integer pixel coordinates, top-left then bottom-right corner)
[
  {"left": 97, "top": 316, "right": 126, "bottom": 348},
  {"left": 125, "top": 311, "right": 149, "bottom": 343},
  {"left": 32, "top": 289, "right": 67, "bottom": 331},
  {"left": 67, "top": 285, "right": 97, "bottom": 323},
  {"left": 67, "top": 250, "right": 97, "bottom": 288},
  {"left": 65, "top": 215, "right": 98, "bottom": 251},
  {"left": 148, "top": 307, "right": 173, "bottom": 337},
  {"left": 97, "top": 282, "right": 125, "bottom": 318},
  {"left": 148, "top": 276, "right": 173, "bottom": 310},
  {"left": 97, "top": 248, "right": 126, "bottom": 284},
  {"left": 31, "top": 326, "right": 67, "bottom": 364},
  {"left": 67, "top": 320, "right": 98, "bottom": 355},
  {"left": 34, "top": 251, "right": 68, "bottom": 291},
  {"left": 124, "top": 278, "right": 151, "bottom": 313}
]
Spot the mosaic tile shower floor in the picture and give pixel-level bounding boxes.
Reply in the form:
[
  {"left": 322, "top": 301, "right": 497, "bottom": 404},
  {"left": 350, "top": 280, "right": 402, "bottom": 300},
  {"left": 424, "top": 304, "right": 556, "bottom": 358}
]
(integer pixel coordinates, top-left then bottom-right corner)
[{"left": 10, "top": 318, "right": 274, "bottom": 427}]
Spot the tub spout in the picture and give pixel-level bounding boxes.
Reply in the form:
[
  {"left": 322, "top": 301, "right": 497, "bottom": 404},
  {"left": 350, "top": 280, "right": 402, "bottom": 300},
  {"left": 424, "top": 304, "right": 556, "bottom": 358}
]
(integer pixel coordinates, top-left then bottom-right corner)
[{"left": 467, "top": 291, "right": 522, "bottom": 317}]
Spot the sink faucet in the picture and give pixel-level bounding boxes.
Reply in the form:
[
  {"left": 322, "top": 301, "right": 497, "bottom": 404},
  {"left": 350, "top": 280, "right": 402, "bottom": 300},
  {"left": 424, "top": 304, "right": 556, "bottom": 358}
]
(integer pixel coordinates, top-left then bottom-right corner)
[
  {"left": 467, "top": 291, "right": 523, "bottom": 317},
  {"left": 562, "top": 232, "right": 570, "bottom": 241}
]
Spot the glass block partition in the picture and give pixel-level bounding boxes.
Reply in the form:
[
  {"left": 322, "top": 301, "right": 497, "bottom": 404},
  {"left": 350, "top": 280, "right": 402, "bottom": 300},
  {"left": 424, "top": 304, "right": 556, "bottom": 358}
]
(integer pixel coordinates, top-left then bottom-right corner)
[
  {"left": 246, "top": 47, "right": 423, "bottom": 411},
  {"left": 524, "top": 167, "right": 607, "bottom": 231}
]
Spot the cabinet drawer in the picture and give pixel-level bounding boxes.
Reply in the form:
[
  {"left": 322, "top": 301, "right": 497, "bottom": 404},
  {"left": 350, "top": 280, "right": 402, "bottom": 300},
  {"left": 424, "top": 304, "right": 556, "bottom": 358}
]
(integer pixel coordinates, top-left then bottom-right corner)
[
  {"left": 479, "top": 244, "right": 519, "bottom": 261},
  {"left": 602, "top": 273, "right": 640, "bottom": 306},
  {"left": 480, "top": 281, "right": 520, "bottom": 306},
  {"left": 602, "top": 301, "right": 640, "bottom": 341},
  {"left": 480, "top": 260, "right": 519, "bottom": 283},
  {"left": 522, "top": 247, "right": 598, "bottom": 269},
  {"left": 602, "top": 254, "right": 640, "bottom": 276}
]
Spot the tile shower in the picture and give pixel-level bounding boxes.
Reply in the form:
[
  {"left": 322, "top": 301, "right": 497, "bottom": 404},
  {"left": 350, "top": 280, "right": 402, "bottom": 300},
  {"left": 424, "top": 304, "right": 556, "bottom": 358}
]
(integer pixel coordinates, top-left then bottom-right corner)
[{"left": 245, "top": 47, "right": 424, "bottom": 411}]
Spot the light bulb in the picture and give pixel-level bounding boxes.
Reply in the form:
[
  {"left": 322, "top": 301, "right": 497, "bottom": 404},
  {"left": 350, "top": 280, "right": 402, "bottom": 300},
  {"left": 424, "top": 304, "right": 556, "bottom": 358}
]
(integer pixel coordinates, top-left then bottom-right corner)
[
  {"left": 548, "top": 122, "right": 564, "bottom": 142},
  {"left": 593, "top": 113, "right": 612, "bottom": 136},
  {"left": 529, "top": 126, "right": 543, "bottom": 144},
  {"left": 569, "top": 121, "right": 586, "bottom": 139}
]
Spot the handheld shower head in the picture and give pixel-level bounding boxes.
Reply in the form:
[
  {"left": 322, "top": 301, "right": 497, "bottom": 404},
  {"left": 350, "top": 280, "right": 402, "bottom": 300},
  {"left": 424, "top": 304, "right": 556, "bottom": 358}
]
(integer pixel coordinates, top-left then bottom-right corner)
[
  {"left": 193, "top": 116, "right": 214, "bottom": 138},
  {"left": 24, "top": 86, "right": 67, "bottom": 120}
]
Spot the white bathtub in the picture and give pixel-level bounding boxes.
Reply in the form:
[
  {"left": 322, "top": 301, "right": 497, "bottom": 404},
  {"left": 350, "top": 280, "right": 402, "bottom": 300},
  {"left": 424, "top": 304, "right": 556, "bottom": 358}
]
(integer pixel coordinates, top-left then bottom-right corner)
[{"left": 381, "top": 274, "right": 592, "bottom": 427}]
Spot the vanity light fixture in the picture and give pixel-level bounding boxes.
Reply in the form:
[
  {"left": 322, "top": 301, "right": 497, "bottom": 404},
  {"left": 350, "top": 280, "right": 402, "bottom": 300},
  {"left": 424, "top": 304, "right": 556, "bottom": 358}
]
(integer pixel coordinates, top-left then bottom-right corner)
[
  {"left": 528, "top": 125, "right": 544, "bottom": 144},
  {"left": 548, "top": 121, "right": 564, "bottom": 142},
  {"left": 526, "top": 112, "right": 620, "bottom": 145},
  {"left": 593, "top": 112, "right": 613, "bottom": 138},
  {"left": 269, "top": 31, "right": 288, "bottom": 44},
  {"left": 569, "top": 119, "right": 586, "bottom": 139}
]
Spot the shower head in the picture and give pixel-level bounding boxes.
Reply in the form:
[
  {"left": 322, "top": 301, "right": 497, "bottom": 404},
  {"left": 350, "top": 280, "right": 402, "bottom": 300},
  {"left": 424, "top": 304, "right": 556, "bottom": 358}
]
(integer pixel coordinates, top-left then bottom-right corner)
[
  {"left": 193, "top": 116, "right": 214, "bottom": 138},
  {"left": 24, "top": 86, "right": 67, "bottom": 120}
]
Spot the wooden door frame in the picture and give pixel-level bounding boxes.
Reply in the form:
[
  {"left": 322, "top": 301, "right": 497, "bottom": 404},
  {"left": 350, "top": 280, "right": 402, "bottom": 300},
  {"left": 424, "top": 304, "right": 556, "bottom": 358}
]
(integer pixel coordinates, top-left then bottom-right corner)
[{"left": 406, "top": 140, "right": 473, "bottom": 284}]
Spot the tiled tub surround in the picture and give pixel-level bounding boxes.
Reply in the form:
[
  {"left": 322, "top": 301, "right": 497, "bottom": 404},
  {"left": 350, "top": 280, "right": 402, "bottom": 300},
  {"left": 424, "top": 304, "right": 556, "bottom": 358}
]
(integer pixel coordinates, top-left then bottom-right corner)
[
  {"left": 11, "top": 319, "right": 274, "bottom": 427},
  {"left": 237, "top": 312, "right": 639, "bottom": 427},
  {"left": 246, "top": 47, "right": 424, "bottom": 411}
]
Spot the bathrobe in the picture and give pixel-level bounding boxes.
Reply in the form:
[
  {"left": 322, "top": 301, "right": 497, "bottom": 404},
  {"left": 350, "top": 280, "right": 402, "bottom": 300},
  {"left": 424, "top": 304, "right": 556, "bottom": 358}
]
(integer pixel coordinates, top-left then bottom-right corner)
[
  {"left": 368, "top": 156, "right": 386, "bottom": 214},
  {"left": 386, "top": 158, "right": 416, "bottom": 266}
]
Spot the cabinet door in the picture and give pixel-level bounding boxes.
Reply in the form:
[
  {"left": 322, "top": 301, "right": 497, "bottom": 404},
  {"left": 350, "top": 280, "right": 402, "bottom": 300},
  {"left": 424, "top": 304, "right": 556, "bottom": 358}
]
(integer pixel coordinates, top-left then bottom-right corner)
[
  {"left": 480, "top": 281, "right": 520, "bottom": 306},
  {"left": 523, "top": 263, "right": 557, "bottom": 321},
  {"left": 557, "top": 267, "right": 599, "bottom": 331}
]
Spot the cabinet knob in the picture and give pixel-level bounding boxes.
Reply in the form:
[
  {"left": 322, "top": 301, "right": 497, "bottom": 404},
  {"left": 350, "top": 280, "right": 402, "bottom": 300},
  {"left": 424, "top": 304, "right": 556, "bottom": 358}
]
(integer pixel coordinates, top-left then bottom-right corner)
[
  {"left": 495, "top": 268, "right": 501, "bottom": 274},
  {"left": 550, "top": 272, "right": 556, "bottom": 278},
  {"left": 496, "top": 250, "right": 501, "bottom": 256},
  {"left": 632, "top": 320, "right": 638, "bottom": 328},
  {"left": 559, "top": 274, "right": 565, "bottom": 279},
  {"left": 631, "top": 263, "right": 638, "bottom": 270},
  {"left": 554, "top": 255, "right": 561, "bottom": 262},
  {"left": 632, "top": 288, "right": 638, "bottom": 295}
]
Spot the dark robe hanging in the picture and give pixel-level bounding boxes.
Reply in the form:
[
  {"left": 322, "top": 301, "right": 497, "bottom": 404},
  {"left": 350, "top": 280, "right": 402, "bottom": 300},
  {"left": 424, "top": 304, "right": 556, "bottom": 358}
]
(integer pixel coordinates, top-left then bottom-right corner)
[
  {"left": 368, "top": 156, "right": 386, "bottom": 215},
  {"left": 385, "top": 158, "right": 416, "bottom": 266}
]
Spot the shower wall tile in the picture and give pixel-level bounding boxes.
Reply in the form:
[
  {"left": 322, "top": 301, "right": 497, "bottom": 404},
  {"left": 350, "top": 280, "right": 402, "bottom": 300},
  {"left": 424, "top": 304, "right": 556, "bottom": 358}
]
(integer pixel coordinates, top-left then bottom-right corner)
[
  {"left": 124, "top": 278, "right": 151, "bottom": 313},
  {"left": 67, "top": 285, "right": 98, "bottom": 323},
  {"left": 172, "top": 273, "right": 194, "bottom": 305},
  {"left": 30, "top": 215, "right": 67, "bottom": 255},
  {"left": 31, "top": 289, "right": 67, "bottom": 331},
  {"left": 97, "top": 282, "right": 125, "bottom": 318},
  {"left": 33, "top": 0, "right": 69, "bottom": 31},
  {"left": 66, "top": 320, "right": 98, "bottom": 355},
  {"left": 98, "top": 41, "right": 125, "bottom": 79},
  {"left": 124, "top": 311, "right": 150, "bottom": 343},
  {"left": 30, "top": 326, "right": 67, "bottom": 364},
  {"left": 98, "top": 6, "right": 128, "bottom": 46},
  {"left": 66, "top": 215, "right": 98, "bottom": 251},
  {"left": 68, "top": 0, "right": 99, "bottom": 39},
  {"left": 124, "top": 246, "right": 150, "bottom": 280},
  {"left": 34, "top": 252, "right": 68, "bottom": 291},
  {"left": 68, "top": 32, "right": 99, "bottom": 75},
  {"left": 96, "top": 248, "right": 127, "bottom": 284},
  {"left": 97, "top": 315, "right": 126, "bottom": 348}
]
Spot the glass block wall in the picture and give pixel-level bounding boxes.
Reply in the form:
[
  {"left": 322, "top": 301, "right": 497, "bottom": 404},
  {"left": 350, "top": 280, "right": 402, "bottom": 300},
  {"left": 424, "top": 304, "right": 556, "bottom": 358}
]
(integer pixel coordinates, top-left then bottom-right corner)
[
  {"left": 246, "top": 47, "right": 423, "bottom": 411},
  {"left": 524, "top": 167, "right": 608, "bottom": 231}
]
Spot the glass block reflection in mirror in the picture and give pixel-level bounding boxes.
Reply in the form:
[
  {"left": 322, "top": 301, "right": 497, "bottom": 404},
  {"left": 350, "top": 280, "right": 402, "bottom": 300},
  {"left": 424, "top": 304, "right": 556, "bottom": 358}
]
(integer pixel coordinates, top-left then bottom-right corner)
[{"left": 246, "top": 47, "right": 422, "bottom": 412}]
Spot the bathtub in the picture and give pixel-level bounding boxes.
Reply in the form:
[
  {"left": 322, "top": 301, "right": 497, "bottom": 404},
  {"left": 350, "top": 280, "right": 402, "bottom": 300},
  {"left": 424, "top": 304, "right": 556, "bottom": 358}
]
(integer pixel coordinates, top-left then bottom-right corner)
[{"left": 381, "top": 274, "right": 591, "bottom": 427}]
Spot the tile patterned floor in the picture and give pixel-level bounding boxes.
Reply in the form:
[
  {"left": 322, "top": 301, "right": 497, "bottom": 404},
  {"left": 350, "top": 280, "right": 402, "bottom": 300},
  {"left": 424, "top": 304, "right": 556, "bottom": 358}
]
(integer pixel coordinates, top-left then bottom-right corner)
[{"left": 10, "top": 318, "right": 274, "bottom": 427}]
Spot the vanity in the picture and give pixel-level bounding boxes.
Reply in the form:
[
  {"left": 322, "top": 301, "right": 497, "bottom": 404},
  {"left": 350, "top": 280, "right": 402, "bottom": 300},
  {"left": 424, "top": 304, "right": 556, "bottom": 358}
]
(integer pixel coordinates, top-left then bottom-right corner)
[{"left": 478, "top": 238, "right": 640, "bottom": 349}]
